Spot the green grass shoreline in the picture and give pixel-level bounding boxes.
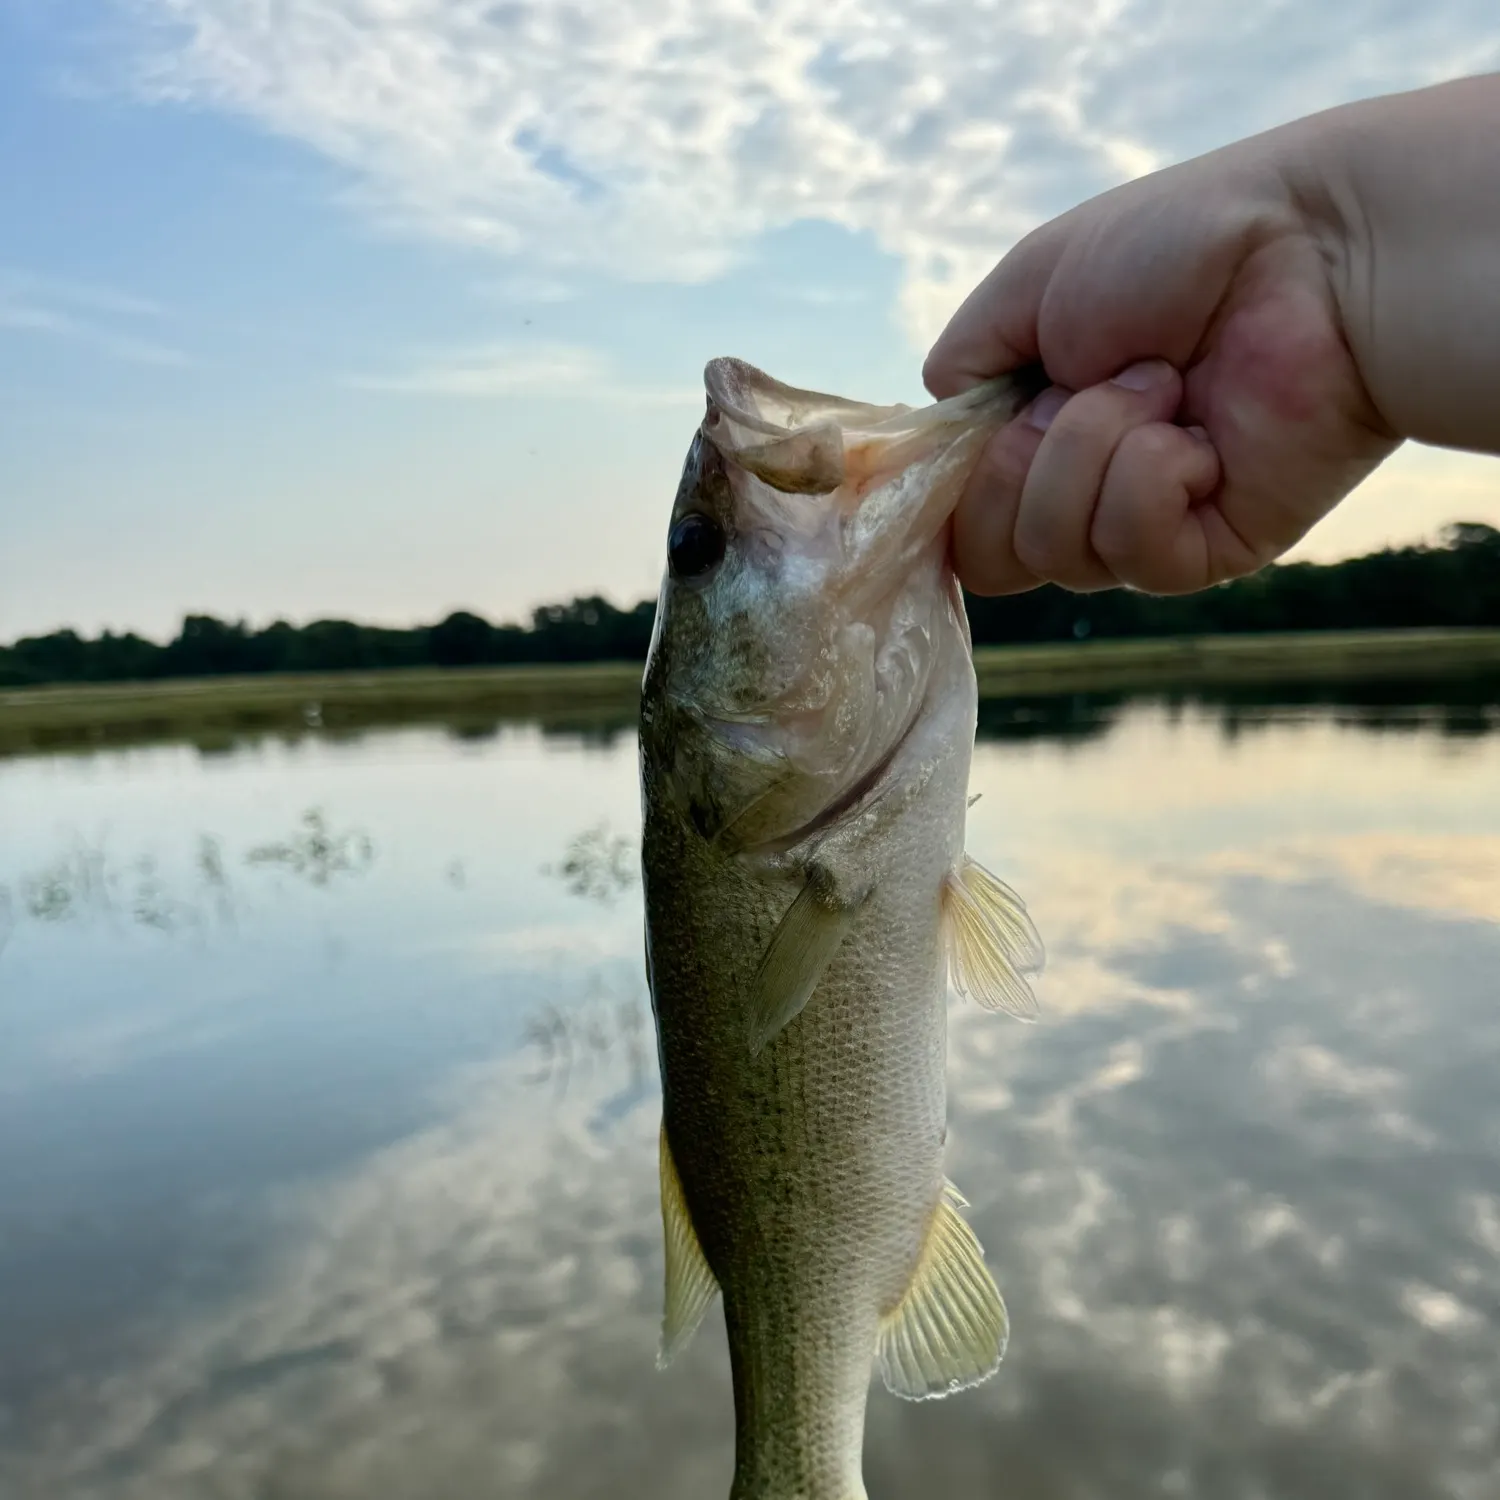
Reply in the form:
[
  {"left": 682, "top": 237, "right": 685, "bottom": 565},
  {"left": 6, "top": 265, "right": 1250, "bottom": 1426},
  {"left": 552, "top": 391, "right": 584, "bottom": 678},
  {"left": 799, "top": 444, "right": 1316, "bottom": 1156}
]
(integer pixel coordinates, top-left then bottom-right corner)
[{"left": 4, "top": 628, "right": 1499, "bottom": 756}]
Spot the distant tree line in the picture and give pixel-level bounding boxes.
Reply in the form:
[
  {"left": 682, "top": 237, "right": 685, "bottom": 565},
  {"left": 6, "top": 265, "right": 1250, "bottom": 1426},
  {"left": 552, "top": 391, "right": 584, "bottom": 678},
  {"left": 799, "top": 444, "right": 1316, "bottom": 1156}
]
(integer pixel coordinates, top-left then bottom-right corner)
[
  {"left": 966, "top": 520, "right": 1500, "bottom": 646},
  {"left": 3, "top": 523, "right": 1497, "bottom": 689}
]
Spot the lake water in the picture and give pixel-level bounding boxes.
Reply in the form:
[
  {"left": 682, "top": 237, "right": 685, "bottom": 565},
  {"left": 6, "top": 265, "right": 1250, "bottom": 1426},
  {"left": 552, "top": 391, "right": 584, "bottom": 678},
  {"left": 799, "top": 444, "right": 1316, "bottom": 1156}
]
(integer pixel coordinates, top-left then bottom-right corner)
[{"left": 2, "top": 687, "right": 1498, "bottom": 1500}]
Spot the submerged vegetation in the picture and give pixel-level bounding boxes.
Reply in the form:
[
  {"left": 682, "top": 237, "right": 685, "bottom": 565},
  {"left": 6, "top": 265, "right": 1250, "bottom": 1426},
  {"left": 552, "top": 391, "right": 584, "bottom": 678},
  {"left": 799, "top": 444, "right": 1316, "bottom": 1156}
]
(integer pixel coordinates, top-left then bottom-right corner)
[{"left": 0, "top": 808, "right": 377, "bottom": 946}]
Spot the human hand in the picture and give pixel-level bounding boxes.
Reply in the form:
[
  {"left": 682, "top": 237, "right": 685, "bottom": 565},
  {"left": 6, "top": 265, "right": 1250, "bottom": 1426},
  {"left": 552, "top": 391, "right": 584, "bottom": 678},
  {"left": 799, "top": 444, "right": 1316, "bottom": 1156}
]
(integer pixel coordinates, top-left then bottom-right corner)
[{"left": 924, "top": 130, "right": 1400, "bottom": 596}]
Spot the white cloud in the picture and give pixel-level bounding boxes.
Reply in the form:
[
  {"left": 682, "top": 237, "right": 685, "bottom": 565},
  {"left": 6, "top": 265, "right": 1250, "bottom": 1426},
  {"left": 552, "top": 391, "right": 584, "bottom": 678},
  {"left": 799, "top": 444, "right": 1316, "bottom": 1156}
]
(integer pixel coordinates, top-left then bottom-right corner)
[
  {"left": 346, "top": 339, "right": 700, "bottom": 404},
  {"left": 347, "top": 340, "right": 609, "bottom": 397},
  {"left": 127, "top": 0, "right": 1500, "bottom": 348},
  {"left": 483, "top": 273, "right": 580, "bottom": 305},
  {"left": 0, "top": 266, "right": 189, "bottom": 366},
  {"left": 0, "top": 266, "right": 164, "bottom": 320},
  {"left": 1208, "top": 833, "right": 1500, "bottom": 928}
]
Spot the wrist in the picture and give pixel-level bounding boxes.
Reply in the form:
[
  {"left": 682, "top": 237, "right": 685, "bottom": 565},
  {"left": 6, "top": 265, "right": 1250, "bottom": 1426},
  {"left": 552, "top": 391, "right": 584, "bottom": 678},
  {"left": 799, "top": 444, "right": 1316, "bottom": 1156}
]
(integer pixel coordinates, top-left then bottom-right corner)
[{"left": 1270, "top": 75, "right": 1500, "bottom": 452}]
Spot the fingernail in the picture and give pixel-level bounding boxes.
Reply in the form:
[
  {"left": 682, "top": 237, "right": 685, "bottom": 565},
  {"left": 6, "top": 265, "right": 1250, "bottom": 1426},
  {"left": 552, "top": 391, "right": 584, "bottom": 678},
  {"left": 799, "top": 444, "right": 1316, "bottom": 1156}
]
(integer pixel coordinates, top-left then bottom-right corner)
[
  {"left": 1185, "top": 424, "right": 1210, "bottom": 443},
  {"left": 1026, "top": 387, "right": 1069, "bottom": 432},
  {"left": 1110, "top": 359, "right": 1175, "bottom": 392}
]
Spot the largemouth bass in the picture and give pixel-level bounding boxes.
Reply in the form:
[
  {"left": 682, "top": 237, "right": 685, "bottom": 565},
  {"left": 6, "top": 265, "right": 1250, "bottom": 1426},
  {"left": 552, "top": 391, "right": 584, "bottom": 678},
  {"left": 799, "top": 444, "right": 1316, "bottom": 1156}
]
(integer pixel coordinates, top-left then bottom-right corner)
[{"left": 639, "top": 358, "right": 1047, "bottom": 1500}]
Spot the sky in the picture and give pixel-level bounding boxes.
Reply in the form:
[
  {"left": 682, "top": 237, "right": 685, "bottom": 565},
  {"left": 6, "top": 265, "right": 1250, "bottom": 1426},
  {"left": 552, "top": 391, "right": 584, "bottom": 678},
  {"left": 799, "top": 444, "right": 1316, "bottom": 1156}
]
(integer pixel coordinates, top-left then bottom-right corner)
[{"left": 1, "top": 1, "right": 1498, "bottom": 644}]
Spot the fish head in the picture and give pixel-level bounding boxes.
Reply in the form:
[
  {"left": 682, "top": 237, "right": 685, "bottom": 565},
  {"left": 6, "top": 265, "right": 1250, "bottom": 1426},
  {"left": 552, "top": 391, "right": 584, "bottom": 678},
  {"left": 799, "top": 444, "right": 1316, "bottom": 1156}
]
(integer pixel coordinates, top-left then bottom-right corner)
[{"left": 641, "top": 356, "right": 1042, "bottom": 852}]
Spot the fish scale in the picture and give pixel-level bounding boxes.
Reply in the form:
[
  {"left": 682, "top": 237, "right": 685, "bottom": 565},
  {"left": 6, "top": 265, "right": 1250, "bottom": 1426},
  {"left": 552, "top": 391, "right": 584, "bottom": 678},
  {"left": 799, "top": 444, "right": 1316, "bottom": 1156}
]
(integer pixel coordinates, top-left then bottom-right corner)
[{"left": 641, "top": 357, "right": 1047, "bottom": 1499}]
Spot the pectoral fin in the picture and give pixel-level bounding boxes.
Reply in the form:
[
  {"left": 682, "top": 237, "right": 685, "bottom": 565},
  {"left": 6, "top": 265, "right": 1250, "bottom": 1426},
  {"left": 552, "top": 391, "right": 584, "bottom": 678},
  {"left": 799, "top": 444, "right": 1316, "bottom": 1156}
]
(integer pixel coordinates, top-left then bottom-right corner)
[
  {"left": 658, "top": 1121, "right": 719, "bottom": 1369},
  {"left": 942, "top": 855, "right": 1044, "bottom": 1019},
  {"left": 877, "top": 1181, "right": 1009, "bottom": 1400},
  {"left": 747, "top": 875, "right": 864, "bottom": 1055}
]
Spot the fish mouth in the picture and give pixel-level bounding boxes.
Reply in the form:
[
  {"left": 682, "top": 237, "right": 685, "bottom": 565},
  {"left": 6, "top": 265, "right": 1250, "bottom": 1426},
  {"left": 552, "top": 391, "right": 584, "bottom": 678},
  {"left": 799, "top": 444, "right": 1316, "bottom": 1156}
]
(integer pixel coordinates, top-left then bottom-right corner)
[
  {"left": 701, "top": 356, "right": 1048, "bottom": 622},
  {"left": 701, "top": 356, "right": 1047, "bottom": 510}
]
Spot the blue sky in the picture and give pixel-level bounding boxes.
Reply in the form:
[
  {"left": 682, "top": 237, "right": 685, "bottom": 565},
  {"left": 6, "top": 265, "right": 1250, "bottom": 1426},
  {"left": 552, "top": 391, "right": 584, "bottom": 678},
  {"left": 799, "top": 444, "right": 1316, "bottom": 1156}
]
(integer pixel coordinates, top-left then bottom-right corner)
[{"left": 2, "top": 2, "right": 1498, "bottom": 643}]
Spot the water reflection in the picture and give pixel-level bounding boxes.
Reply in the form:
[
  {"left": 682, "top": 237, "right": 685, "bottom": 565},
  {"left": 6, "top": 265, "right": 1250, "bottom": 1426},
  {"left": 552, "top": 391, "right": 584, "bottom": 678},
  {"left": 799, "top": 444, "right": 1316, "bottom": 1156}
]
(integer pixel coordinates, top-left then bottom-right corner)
[
  {"left": 6, "top": 834, "right": 219, "bottom": 936},
  {"left": 439, "top": 711, "right": 635, "bottom": 750},
  {"left": 0, "top": 694, "right": 1496, "bottom": 1499},
  {"left": 521, "top": 981, "right": 651, "bottom": 1108},
  {"left": 975, "top": 670, "right": 1500, "bottom": 747},
  {"left": 245, "top": 809, "right": 376, "bottom": 889},
  {"left": 1150, "top": 672, "right": 1500, "bottom": 745},
  {"left": 0, "top": 809, "right": 377, "bottom": 945},
  {"left": 976, "top": 692, "right": 1122, "bottom": 744},
  {"left": 15, "top": 668, "right": 1495, "bottom": 767},
  {"left": 542, "top": 822, "right": 637, "bottom": 905}
]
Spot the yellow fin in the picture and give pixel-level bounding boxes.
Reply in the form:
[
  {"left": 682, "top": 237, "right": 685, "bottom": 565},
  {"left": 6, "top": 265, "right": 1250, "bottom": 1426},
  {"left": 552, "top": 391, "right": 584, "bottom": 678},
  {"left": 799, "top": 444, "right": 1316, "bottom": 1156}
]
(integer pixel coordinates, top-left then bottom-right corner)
[
  {"left": 942, "top": 855, "right": 1044, "bottom": 1019},
  {"left": 877, "top": 1181, "right": 1009, "bottom": 1401},
  {"left": 657, "top": 1121, "right": 719, "bottom": 1369},
  {"left": 747, "top": 876, "right": 861, "bottom": 1055}
]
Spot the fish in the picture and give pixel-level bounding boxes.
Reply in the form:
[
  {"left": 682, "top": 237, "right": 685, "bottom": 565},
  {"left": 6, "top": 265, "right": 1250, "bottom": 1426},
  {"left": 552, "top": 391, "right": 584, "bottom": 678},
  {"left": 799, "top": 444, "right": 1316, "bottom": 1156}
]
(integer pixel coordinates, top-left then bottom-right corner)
[{"left": 639, "top": 356, "right": 1048, "bottom": 1500}]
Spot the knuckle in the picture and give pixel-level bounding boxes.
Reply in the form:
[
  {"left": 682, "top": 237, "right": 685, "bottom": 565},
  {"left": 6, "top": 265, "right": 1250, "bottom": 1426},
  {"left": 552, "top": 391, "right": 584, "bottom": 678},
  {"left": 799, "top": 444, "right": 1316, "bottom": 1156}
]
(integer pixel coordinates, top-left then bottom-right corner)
[
  {"left": 1090, "top": 521, "right": 1170, "bottom": 595},
  {"left": 1012, "top": 512, "right": 1068, "bottom": 576},
  {"left": 1089, "top": 503, "right": 1142, "bottom": 567},
  {"left": 981, "top": 423, "right": 1039, "bottom": 494},
  {"left": 1119, "top": 420, "right": 1183, "bottom": 469},
  {"left": 1036, "top": 402, "right": 1107, "bottom": 464},
  {"left": 1068, "top": 379, "right": 1175, "bottom": 444},
  {"left": 960, "top": 553, "right": 1040, "bottom": 597},
  {"left": 1205, "top": 550, "right": 1260, "bottom": 587},
  {"left": 1013, "top": 518, "right": 1106, "bottom": 589},
  {"left": 1034, "top": 391, "right": 1138, "bottom": 475}
]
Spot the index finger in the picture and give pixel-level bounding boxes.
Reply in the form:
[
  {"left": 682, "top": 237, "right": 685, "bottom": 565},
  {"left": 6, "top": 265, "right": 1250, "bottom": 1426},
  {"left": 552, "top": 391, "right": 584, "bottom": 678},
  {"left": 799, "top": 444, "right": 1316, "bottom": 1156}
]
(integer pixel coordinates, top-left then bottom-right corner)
[{"left": 922, "top": 225, "right": 1060, "bottom": 398}]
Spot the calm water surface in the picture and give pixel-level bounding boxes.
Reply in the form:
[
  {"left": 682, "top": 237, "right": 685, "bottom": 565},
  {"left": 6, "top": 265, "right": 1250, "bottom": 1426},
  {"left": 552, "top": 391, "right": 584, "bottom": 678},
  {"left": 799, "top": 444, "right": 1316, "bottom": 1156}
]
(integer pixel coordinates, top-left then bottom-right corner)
[{"left": 2, "top": 691, "right": 1498, "bottom": 1499}]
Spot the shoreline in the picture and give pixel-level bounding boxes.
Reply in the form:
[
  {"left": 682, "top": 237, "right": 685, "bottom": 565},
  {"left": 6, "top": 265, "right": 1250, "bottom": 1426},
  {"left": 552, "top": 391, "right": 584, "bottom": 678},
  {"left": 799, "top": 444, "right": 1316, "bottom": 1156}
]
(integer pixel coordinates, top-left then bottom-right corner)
[{"left": 4, "top": 628, "right": 1499, "bottom": 756}]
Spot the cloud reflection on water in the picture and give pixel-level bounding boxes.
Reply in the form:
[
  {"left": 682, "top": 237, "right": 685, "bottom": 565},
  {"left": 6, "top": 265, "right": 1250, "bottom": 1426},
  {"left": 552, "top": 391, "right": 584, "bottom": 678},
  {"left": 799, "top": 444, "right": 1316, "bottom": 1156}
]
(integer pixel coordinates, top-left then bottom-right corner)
[{"left": 0, "top": 699, "right": 1497, "bottom": 1498}]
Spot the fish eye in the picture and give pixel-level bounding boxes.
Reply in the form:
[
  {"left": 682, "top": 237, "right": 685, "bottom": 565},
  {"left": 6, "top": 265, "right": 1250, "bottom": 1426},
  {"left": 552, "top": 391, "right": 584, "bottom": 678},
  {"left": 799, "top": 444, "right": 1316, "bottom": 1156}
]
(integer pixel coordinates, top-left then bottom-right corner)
[{"left": 668, "top": 512, "right": 726, "bottom": 580}]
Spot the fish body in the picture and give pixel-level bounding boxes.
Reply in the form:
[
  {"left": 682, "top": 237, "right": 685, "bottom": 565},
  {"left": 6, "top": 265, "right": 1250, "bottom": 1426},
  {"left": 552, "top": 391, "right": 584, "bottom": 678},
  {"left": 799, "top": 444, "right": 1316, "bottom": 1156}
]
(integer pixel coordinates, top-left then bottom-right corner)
[{"left": 639, "top": 359, "right": 1045, "bottom": 1500}]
